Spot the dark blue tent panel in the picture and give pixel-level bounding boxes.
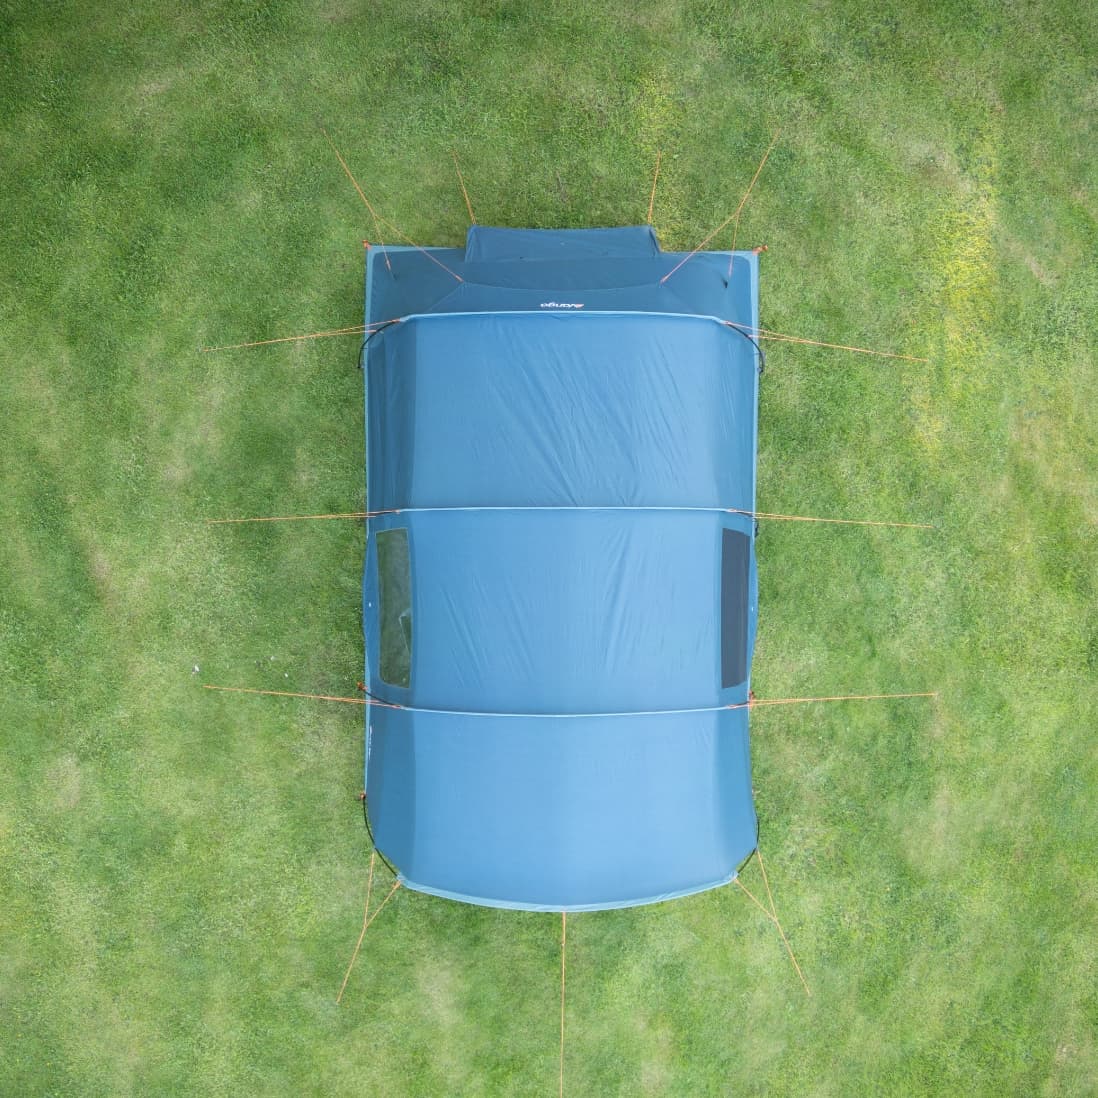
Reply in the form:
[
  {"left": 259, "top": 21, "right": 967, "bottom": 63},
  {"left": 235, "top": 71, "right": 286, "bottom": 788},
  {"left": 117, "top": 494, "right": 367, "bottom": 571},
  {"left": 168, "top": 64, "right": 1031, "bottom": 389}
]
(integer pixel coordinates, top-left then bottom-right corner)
[
  {"left": 464, "top": 225, "right": 660, "bottom": 261},
  {"left": 363, "top": 227, "right": 761, "bottom": 911},
  {"left": 366, "top": 226, "right": 757, "bottom": 322}
]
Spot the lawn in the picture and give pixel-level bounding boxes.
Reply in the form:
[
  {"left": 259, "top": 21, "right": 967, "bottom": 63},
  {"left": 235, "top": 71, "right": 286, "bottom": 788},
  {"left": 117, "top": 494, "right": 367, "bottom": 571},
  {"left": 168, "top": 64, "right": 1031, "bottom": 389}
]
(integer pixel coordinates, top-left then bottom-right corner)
[{"left": 1, "top": 1, "right": 1096, "bottom": 1095}]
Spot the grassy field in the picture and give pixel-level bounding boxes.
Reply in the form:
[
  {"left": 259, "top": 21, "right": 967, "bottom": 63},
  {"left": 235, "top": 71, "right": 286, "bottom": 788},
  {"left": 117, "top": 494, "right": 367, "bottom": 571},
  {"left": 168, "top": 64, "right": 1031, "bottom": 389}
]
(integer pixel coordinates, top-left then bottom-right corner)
[{"left": 2, "top": 1, "right": 1096, "bottom": 1094}]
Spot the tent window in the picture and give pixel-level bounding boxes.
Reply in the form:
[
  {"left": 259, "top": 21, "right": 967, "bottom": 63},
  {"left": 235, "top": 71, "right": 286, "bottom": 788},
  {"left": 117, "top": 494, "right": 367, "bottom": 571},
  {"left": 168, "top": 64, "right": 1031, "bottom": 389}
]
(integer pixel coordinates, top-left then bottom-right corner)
[
  {"left": 377, "top": 528, "right": 412, "bottom": 688},
  {"left": 721, "top": 529, "right": 750, "bottom": 688}
]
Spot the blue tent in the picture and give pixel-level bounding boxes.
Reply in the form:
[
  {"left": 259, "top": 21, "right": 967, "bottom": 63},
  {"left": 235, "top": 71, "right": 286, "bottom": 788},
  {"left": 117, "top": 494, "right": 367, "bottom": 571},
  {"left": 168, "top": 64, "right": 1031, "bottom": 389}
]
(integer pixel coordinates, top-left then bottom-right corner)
[{"left": 362, "top": 226, "right": 761, "bottom": 911}]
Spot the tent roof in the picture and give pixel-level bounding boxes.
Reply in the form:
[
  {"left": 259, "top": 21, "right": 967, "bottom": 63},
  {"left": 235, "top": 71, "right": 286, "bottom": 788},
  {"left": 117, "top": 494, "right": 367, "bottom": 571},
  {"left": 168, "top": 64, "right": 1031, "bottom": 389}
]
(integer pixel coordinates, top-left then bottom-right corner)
[
  {"left": 366, "top": 506, "right": 754, "bottom": 714},
  {"left": 366, "top": 706, "right": 756, "bottom": 911},
  {"left": 367, "top": 311, "right": 757, "bottom": 511},
  {"left": 362, "top": 227, "right": 761, "bottom": 911}
]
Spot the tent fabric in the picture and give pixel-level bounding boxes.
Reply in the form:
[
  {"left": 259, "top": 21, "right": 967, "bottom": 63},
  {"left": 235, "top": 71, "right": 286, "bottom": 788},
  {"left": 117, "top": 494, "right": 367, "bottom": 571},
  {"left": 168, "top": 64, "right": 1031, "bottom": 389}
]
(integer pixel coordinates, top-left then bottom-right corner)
[
  {"left": 362, "top": 227, "right": 761, "bottom": 911},
  {"left": 363, "top": 507, "right": 756, "bottom": 714},
  {"left": 365, "top": 227, "right": 756, "bottom": 324},
  {"left": 365, "top": 706, "right": 755, "bottom": 912},
  {"left": 366, "top": 312, "right": 756, "bottom": 511},
  {"left": 463, "top": 224, "right": 660, "bottom": 261}
]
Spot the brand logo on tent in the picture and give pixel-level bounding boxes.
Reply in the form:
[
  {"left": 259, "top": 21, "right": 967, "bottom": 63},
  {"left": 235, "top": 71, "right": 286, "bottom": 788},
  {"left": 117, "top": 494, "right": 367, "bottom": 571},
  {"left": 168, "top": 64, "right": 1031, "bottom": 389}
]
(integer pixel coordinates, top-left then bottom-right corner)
[{"left": 540, "top": 302, "right": 584, "bottom": 308}]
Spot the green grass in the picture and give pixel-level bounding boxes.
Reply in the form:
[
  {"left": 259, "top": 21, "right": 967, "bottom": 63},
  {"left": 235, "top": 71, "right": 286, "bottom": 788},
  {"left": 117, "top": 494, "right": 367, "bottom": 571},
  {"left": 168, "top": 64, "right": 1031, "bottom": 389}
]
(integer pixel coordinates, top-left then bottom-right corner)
[{"left": 2, "top": 1, "right": 1096, "bottom": 1094}]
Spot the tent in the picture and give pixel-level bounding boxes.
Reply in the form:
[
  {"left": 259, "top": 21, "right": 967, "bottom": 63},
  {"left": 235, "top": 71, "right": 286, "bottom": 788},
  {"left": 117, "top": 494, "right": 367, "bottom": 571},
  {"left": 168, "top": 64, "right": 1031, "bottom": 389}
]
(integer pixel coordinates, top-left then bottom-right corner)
[{"left": 361, "top": 226, "right": 762, "bottom": 911}]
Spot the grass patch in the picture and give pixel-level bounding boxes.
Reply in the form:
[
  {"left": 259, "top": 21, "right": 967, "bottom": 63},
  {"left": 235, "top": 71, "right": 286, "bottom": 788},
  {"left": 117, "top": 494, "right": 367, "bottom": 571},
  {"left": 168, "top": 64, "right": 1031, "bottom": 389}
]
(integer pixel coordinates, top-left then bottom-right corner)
[{"left": 1, "top": 1, "right": 1095, "bottom": 1094}]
